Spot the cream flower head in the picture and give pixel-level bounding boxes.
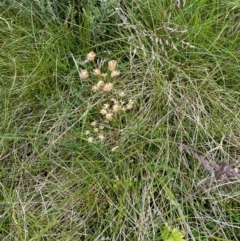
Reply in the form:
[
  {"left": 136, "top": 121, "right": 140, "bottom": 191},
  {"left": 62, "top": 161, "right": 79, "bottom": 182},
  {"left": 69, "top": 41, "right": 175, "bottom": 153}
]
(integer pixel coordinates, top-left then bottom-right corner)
[
  {"left": 103, "top": 83, "right": 113, "bottom": 92},
  {"left": 103, "top": 103, "right": 110, "bottom": 109},
  {"left": 93, "top": 80, "right": 104, "bottom": 91},
  {"left": 91, "top": 85, "right": 99, "bottom": 92},
  {"left": 86, "top": 51, "right": 96, "bottom": 61},
  {"left": 98, "top": 134, "right": 105, "bottom": 141},
  {"left": 108, "top": 60, "right": 117, "bottom": 71},
  {"left": 100, "top": 108, "right": 108, "bottom": 115},
  {"left": 79, "top": 69, "right": 89, "bottom": 79},
  {"left": 126, "top": 99, "right": 134, "bottom": 109},
  {"left": 111, "top": 70, "right": 120, "bottom": 78},
  {"left": 119, "top": 91, "right": 126, "bottom": 97},
  {"left": 93, "top": 68, "right": 101, "bottom": 76},
  {"left": 112, "top": 103, "right": 121, "bottom": 113},
  {"left": 91, "top": 121, "right": 97, "bottom": 127},
  {"left": 87, "top": 137, "right": 94, "bottom": 143},
  {"left": 106, "top": 113, "right": 113, "bottom": 121}
]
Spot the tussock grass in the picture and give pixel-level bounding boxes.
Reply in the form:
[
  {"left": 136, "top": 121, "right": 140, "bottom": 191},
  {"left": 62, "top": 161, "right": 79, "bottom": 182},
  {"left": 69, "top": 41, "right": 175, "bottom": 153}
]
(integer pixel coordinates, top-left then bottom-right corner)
[{"left": 1, "top": 0, "right": 240, "bottom": 240}]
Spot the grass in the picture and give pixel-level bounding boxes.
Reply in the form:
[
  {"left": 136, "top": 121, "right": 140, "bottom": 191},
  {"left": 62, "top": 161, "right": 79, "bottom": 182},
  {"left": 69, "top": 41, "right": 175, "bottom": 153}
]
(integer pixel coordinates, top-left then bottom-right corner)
[{"left": 1, "top": 0, "right": 240, "bottom": 240}]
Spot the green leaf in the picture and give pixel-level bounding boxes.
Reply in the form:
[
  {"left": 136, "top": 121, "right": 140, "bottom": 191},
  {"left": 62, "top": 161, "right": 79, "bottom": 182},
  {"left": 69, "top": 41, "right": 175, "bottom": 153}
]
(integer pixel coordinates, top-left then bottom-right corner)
[
  {"left": 161, "top": 225, "right": 171, "bottom": 240},
  {"left": 161, "top": 226, "right": 186, "bottom": 241}
]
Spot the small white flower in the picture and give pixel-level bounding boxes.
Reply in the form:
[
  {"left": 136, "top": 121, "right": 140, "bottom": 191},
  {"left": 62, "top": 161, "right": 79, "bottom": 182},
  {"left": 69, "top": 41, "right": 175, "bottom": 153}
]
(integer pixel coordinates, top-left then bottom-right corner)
[
  {"left": 98, "top": 80, "right": 104, "bottom": 85},
  {"left": 87, "top": 137, "right": 94, "bottom": 143},
  {"left": 86, "top": 51, "right": 96, "bottom": 61},
  {"left": 111, "top": 70, "right": 120, "bottom": 78},
  {"left": 126, "top": 99, "right": 134, "bottom": 109},
  {"left": 103, "top": 83, "right": 113, "bottom": 92},
  {"left": 91, "top": 121, "right": 97, "bottom": 127},
  {"left": 119, "top": 91, "right": 126, "bottom": 97},
  {"left": 112, "top": 104, "right": 121, "bottom": 113},
  {"left": 106, "top": 113, "right": 113, "bottom": 120},
  {"left": 96, "top": 80, "right": 104, "bottom": 88},
  {"left": 110, "top": 98, "right": 117, "bottom": 104},
  {"left": 108, "top": 60, "right": 117, "bottom": 71},
  {"left": 98, "top": 134, "right": 105, "bottom": 141},
  {"left": 100, "top": 108, "right": 108, "bottom": 115},
  {"left": 94, "top": 128, "right": 99, "bottom": 132},
  {"left": 103, "top": 103, "right": 110, "bottom": 109},
  {"left": 93, "top": 68, "right": 101, "bottom": 76},
  {"left": 85, "top": 130, "right": 90, "bottom": 135},
  {"left": 79, "top": 69, "right": 89, "bottom": 79},
  {"left": 91, "top": 85, "right": 99, "bottom": 92},
  {"left": 126, "top": 105, "right": 133, "bottom": 109}
]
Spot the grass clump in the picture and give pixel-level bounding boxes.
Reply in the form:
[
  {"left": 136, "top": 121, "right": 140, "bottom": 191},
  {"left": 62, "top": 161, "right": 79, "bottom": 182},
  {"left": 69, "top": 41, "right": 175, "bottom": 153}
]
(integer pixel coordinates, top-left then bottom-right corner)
[{"left": 1, "top": 0, "right": 240, "bottom": 240}]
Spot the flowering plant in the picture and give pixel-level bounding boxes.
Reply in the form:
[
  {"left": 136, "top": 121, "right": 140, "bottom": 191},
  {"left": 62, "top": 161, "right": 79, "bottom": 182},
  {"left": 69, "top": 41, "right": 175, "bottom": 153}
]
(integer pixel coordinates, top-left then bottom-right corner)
[{"left": 78, "top": 51, "right": 134, "bottom": 150}]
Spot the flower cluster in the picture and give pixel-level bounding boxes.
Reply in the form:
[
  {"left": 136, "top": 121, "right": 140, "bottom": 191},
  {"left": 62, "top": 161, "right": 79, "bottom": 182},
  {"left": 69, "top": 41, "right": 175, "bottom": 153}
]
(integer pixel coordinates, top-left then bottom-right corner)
[
  {"left": 79, "top": 69, "right": 89, "bottom": 79},
  {"left": 92, "top": 81, "right": 113, "bottom": 93},
  {"left": 85, "top": 121, "right": 105, "bottom": 143},
  {"left": 79, "top": 51, "right": 134, "bottom": 146},
  {"left": 99, "top": 96, "right": 134, "bottom": 120}
]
